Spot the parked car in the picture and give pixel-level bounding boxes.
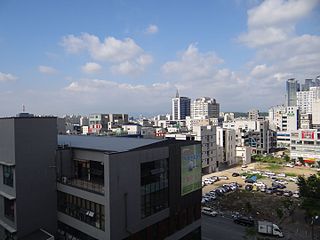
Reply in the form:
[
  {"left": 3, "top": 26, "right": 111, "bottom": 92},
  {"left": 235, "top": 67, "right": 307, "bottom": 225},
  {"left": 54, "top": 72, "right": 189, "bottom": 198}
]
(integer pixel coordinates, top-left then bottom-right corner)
[
  {"left": 292, "top": 191, "right": 300, "bottom": 198},
  {"left": 201, "top": 207, "right": 218, "bottom": 217},
  {"left": 266, "top": 187, "right": 276, "bottom": 194},
  {"left": 245, "top": 184, "right": 253, "bottom": 191},
  {"left": 233, "top": 216, "right": 254, "bottom": 226},
  {"left": 260, "top": 187, "right": 266, "bottom": 192},
  {"left": 276, "top": 190, "right": 284, "bottom": 196},
  {"left": 253, "top": 181, "right": 266, "bottom": 188},
  {"left": 283, "top": 190, "right": 293, "bottom": 197},
  {"left": 272, "top": 182, "right": 286, "bottom": 189},
  {"left": 218, "top": 176, "right": 229, "bottom": 180},
  {"left": 232, "top": 172, "right": 240, "bottom": 177},
  {"left": 285, "top": 163, "right": 294, "bottom": 168}
]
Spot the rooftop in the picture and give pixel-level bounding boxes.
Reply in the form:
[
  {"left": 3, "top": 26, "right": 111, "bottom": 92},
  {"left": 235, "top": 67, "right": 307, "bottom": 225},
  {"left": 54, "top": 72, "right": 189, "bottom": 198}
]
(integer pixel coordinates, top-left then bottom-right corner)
[{"left": 58, "top": 134, "right": 165, "bottom": 152}]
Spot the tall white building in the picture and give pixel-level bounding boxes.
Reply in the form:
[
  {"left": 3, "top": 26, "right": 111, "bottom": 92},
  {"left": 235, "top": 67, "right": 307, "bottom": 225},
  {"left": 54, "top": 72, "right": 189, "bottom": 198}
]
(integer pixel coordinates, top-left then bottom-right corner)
[
  {"left": 191, "top": 97, "right": 219, "bottom": 119},
  {"left": 171, "top": 90, "right": 191, "bottom": 120},
  {"left": 312, "top": 100, "right": 320, "bottom": 129},
  {"left": 297, "top": 86, "right": 320, "bottom": 114}
]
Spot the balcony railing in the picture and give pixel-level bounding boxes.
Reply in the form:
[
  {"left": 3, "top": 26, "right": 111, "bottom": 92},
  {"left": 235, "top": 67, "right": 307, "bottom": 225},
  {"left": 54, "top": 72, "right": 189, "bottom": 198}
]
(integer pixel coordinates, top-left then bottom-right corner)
[{"left": 58, "top": 177, "right": 104, "bottom": 195}]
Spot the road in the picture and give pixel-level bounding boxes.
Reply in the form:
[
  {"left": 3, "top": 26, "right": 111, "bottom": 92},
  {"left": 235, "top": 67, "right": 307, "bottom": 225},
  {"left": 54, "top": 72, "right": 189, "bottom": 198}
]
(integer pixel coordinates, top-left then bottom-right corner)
[{"left": 202, "top": 214, "right": 248, "bottom": 240}]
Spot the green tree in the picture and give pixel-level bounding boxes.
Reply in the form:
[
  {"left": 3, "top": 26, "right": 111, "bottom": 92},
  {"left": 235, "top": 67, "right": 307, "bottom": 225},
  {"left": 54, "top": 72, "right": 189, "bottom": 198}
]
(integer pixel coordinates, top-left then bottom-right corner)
[{"left": 297, "top": 174, "right": 320, "bottom": 217}]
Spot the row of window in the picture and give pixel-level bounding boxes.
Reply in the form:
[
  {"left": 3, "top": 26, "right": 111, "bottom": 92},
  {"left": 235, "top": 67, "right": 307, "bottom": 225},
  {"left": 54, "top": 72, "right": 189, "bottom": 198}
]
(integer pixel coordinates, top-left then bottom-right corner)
[
  {"left": 2, "top": 165, "right": 14, "bottom": 187},
  {"left": 57, "top": 191, "right": 105, "bottom": 230}
]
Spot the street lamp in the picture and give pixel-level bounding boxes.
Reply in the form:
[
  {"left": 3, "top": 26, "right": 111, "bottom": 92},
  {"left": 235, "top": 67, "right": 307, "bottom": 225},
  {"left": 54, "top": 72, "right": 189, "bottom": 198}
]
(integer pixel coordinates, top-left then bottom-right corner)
[{"left": 311, "top": 215, "right": 319, "bottom": 240}]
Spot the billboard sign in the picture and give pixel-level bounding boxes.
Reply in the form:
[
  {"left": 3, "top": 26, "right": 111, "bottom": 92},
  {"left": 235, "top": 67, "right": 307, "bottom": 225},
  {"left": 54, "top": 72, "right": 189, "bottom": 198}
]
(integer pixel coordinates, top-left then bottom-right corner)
[
  {"left": 181, "top": 144, "right": 202, "bottom": 196},
  {"left": 302, "top": 131, "right": 315, "bottom": 140}
]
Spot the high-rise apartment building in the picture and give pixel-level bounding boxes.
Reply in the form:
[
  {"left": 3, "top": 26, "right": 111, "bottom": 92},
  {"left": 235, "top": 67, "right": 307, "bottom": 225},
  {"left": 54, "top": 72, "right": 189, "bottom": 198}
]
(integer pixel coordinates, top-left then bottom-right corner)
[
  {"left": 297, "top": 86, "right": 320, "bottom": 114},
  {"left": 286, "top": 78, "right": 300, "bottom": 107},
  {"left": 171, "top": 91, "right": 191, "bottom": 121},
  {"left": 190, "top": 97, "right": 219, "bottom": 119}
]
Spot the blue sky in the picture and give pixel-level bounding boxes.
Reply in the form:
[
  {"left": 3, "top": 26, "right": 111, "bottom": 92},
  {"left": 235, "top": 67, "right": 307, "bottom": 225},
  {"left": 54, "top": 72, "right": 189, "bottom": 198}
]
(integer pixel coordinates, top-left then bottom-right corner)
[{"left": 0, "top": 0, "right": 319, "bottom": 116}]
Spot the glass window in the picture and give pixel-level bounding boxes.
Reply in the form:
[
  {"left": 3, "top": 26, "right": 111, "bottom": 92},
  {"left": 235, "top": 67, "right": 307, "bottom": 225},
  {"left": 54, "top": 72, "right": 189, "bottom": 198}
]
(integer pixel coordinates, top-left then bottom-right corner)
[
  {"left": 141, "top": 159, "right": 169, "bottom": 218},
  {"left": 3, "top": 166, "right": 14, "bottom": 187},
  {"left": 4, "top": 198, "right": 14, "bottom": 222}
]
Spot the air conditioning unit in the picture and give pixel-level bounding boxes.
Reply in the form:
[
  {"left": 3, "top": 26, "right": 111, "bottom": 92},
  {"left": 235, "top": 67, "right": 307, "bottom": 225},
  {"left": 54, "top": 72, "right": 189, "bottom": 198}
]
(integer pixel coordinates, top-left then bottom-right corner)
[{"left": 62, "top": 177, "right": 67, "bottom": 184}]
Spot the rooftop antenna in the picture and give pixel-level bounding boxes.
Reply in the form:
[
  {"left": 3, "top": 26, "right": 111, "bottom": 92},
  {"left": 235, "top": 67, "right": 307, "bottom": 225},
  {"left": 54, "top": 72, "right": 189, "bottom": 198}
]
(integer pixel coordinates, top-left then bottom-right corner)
[
  {"left": 22, "top": 104, "right": 25, "bottom": 113},
  {"left": 176, "top": 89, "right": 179, "bottom": 98}
]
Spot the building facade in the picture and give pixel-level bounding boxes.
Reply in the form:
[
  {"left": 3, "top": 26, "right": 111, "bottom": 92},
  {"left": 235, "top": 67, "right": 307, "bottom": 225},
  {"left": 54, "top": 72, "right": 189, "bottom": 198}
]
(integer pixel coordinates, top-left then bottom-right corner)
[
  {"left": 190, "top": 97, "right": 219, "bottom": 120},
  {"left": 0, "top": 117, "right": 57, "bottom": 240},
  {"left": 286, "top": 78, "right": 299, "bottom": 107},
  {"left": 172, "top": 91, "right": 191, "bottom": 121}
]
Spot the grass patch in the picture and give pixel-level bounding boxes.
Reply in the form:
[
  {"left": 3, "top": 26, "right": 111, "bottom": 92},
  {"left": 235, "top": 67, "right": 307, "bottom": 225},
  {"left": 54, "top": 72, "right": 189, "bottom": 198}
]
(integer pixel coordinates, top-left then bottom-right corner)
[
  {"left": 286, "top": 172, "right": 297, "bottom": 177},
  {"left": 266, "top": 163, "right": 283, "bottom": 172}
]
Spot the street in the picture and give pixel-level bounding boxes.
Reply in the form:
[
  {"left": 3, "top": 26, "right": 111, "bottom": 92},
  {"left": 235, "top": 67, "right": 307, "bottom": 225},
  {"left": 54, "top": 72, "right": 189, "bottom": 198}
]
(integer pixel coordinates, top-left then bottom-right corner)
[{"left": 202, "top": 214, "right": 247, "bottom": 240}]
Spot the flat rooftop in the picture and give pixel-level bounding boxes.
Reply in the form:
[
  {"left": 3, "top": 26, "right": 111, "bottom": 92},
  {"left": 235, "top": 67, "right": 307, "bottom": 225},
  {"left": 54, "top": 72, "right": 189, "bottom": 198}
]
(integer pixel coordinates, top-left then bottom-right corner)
[{"left": 58, "top": 134, "right": 165, "bottom": 152}]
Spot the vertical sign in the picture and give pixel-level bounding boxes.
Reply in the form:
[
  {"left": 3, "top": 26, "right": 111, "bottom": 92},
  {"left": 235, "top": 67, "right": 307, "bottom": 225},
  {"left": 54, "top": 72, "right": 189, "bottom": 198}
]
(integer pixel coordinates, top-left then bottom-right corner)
[{"left": 181, "top": 144, "right": 202, "bottom": 196}]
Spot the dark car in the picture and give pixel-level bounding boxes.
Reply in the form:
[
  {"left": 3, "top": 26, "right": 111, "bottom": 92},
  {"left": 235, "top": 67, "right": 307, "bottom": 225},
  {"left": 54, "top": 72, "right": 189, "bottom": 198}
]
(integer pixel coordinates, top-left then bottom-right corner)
[
  {"left": 245, "top": 184, "right": 253, "bottom": 191},
  {"left": 232, "top": 172, "right": 240, "bottom": 177},
  {"left": 272, "top": 182, "right": 286, "bottom": 189},
  {"left": 233, "top": 216, "right": 255, "bottom": 226},
  {"left": 276, "top": 190, "right": 284, "bottom": 196},
  {"left": 266, "top": 187, "right": 276, "bottom": 194}
]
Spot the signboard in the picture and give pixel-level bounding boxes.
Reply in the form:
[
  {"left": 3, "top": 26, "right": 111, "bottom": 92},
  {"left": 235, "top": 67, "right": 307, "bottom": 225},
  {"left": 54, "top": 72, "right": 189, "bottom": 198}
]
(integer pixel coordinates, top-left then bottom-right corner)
[
  {"left": 181, "top": 144, "right": 202, "bottom": 196},
  {"left": 302, "top": 131, "right": 315, "bottom": 140}
]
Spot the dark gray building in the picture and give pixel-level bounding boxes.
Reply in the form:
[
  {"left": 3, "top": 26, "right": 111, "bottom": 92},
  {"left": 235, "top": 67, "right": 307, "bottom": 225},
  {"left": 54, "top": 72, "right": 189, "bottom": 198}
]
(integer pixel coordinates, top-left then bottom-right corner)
[
  {"left": 0, "top": 117, "right": 57, "bottom": 240},
  {"left": 1, "top": 116, "right": 202, "bottom": 240},
  {"left": 56, "top": 135, "right": 202, "bottom": 240}
]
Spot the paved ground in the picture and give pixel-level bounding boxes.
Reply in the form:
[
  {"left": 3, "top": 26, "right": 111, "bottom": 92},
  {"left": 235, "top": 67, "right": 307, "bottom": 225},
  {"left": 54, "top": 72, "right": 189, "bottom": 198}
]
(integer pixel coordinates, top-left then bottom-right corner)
[{"left": 202, "top": 214, "right": 247, "bottom": 240}]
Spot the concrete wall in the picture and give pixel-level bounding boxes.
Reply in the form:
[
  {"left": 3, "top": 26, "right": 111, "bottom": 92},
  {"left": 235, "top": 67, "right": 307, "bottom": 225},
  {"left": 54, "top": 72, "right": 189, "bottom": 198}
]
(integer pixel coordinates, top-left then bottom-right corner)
[
  {"left": 14, "top": 117, "right": 57, "bottom": 238},
  {"left": 107, "top": 147, "right": 169, "bottom": 240},
  {"left": 0, "top": 119, "right": 15, "bottom": 165}
]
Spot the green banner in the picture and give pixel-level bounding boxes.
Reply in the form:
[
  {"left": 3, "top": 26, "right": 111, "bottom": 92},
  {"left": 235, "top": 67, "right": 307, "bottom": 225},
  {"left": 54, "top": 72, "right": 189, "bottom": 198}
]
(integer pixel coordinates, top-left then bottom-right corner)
[{"left": 181, "top": 144, "right": 202, "bottom": 196}]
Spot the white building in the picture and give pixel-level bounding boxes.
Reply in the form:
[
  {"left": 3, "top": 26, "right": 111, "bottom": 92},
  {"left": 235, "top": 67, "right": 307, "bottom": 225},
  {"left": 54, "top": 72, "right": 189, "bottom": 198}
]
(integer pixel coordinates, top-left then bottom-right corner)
[
  {"left": 172, "top": 91, "right": 191, "bottom": 120},
  {"left": 312, "top": 100, "right": 320, "bottom": 128},
  {"left": 165, "top": 125, "right": 218, "bottom": 174},
  {"left": 216, "top": 127, "right": 237, "bottom": 166},
  {"left": 236, "top": 146, "right": 252, "bottom": 165},
  {"left": 297, "top": 86, "right": 320, "bottom": 114},
  {"left": 122, "top": 124, "right": 141, "bottom": 135},
  {"left": 190, "top": 97, "right": 219, "bottom": 119},
  {"left": 290, "top": 129, "right": 320, "bottom": 166}
]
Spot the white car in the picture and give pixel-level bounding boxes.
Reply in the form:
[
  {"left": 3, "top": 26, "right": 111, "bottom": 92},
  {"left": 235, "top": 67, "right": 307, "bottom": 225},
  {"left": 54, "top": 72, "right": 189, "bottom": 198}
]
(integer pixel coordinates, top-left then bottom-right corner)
[
  {"left": 253, "top": 181, "right": 266, "bottom": 188},
  {"left": 285, "top": 163, "right": 295, "bottom": 168},
  {"left": 201, "top": 207, "right": 218, "bottom": 217},
  {"left": 292, "top": 191, "right": 300, "bottom": 198}
]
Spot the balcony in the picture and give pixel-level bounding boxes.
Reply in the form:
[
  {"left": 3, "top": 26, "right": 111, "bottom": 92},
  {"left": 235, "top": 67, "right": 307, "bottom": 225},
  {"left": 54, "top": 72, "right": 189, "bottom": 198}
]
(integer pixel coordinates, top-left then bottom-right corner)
[{"left": 58, "top": 177, "right": 104, "bottom": 195}]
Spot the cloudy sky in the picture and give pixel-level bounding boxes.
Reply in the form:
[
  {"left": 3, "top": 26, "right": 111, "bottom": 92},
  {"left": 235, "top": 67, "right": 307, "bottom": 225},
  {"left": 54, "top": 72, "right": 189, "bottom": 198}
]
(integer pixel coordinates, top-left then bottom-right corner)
[{"left": 0, "top": 0, "right": 319, "bottom": 117}]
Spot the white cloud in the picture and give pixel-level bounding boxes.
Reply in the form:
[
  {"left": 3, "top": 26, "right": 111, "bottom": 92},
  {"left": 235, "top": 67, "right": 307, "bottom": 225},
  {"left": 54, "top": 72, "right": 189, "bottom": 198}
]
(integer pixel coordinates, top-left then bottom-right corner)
[
  {"left": 81, "top": 62, "right": 102, "bottom": 74},
  {"left": 162, "top": 43, "right": 223, "bottom": 81},
  {"left": 145, "top": 24, "right": 159, "bottom": 34},
  {"left": 0, "top": 72, "right": 17, "bottom": 82},
  {"left": 38, "top": 65, "right": 58, "bottom": 75},
  {"left": 111, "top": 54, "right": 153, "bottom": 75},
  {"left": 239, "top": 0, "right": 319, "bottom": 47},
  {"left": 61, "top": 33, "right": 153, "bottom": 76}
]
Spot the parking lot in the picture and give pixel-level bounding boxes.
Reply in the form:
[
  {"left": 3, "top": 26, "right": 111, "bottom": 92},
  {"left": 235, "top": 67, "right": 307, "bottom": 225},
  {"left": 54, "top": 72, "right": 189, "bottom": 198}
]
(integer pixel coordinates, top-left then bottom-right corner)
[{"left": 201, "top": 162, "right": 318, "bottom": 239}]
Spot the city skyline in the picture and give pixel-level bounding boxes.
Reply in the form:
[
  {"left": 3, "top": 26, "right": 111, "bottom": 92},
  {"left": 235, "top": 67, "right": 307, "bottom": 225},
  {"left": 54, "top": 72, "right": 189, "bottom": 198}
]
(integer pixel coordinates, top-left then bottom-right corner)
[{"left": 0, "top": 0, "right": 319, "bottom": 116}]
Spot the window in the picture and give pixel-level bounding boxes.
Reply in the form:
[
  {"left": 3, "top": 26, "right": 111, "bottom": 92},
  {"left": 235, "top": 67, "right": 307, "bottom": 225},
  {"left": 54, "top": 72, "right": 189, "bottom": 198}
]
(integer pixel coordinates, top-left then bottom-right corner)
[
  {"left": 3, "top": 166, "right": 13, "bottom": 187},
  {"left": 4, "top": 198, "right": 14, "bottom": 222},
  {"left": 141, "top": 159, "right": 169, "bottom": 218},
  {"left": 57, "top": 192, "right": 105, "bottom": 230}
]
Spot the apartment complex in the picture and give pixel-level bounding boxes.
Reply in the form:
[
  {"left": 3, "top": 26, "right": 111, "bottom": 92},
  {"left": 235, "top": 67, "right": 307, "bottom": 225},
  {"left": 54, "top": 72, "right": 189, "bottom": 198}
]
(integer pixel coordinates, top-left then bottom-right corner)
[{"left": 190, "top": 97, "right": 219, "bottom": 119}]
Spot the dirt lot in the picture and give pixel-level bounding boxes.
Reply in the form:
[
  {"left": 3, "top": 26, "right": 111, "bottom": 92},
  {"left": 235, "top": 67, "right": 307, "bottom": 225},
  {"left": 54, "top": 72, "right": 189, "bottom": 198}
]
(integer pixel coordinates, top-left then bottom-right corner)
[
  {"left": 201, "top": 163, "right": 319, "bottom": 239},
  {"left": 202, "top": 162, "right": 318, "bottom": 193}
]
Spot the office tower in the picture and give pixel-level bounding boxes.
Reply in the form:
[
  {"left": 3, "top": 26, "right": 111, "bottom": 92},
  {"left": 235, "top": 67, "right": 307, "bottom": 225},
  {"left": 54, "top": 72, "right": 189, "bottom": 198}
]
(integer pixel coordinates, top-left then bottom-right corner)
[
  {"left": 191, "top": 97, "right": 220, "bottom": 119},
  {"left": 286, "top": 78, "right": 299, "bottom": 107},
  {"left": 171, "top": 90, "right": 191, "bottom": 120}
]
